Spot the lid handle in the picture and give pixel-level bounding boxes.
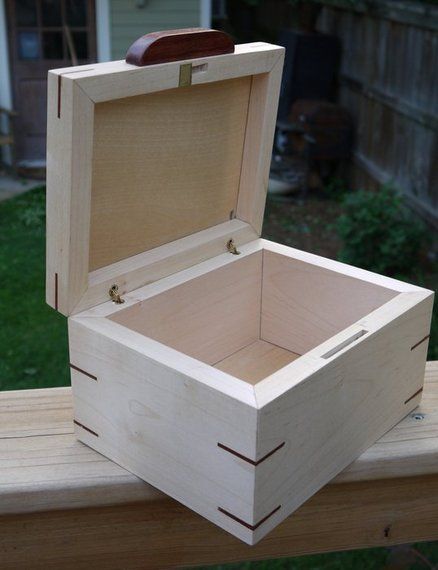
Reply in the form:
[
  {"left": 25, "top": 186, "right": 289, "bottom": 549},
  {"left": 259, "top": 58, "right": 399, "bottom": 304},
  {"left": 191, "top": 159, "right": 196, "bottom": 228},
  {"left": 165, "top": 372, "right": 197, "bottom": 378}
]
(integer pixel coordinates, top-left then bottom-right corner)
[{"left": 125, "top": 28, "right": 234, "bottom": 67}]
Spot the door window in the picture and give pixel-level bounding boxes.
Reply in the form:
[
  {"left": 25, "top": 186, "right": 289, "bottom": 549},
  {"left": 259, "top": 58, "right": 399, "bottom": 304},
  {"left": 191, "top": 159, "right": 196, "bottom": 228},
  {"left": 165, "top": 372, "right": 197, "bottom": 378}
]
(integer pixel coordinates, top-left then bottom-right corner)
[
  {"left": 6, "top": 0, "right": 96, "bottom": 163},
  {"left": 13, "top": 0, "right": 91, "bottom": 63},
  {"left": 17, "top": 31, "right": 40, "bottom": 59}
]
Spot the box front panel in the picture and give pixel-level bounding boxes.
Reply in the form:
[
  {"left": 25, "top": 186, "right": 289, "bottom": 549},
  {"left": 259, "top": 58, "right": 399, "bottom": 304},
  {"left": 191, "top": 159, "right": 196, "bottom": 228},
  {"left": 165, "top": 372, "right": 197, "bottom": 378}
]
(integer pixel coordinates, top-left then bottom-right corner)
[{"left": 68, "top": 318, "right": 259, "bottom": 543}]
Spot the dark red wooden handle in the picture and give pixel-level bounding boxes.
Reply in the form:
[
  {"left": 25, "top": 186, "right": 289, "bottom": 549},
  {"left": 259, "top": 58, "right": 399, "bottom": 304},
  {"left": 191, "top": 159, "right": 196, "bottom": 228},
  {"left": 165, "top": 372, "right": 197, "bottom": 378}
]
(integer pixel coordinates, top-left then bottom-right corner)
[{"left": 125, "top": 28, "right": 234, "bottom": 67}]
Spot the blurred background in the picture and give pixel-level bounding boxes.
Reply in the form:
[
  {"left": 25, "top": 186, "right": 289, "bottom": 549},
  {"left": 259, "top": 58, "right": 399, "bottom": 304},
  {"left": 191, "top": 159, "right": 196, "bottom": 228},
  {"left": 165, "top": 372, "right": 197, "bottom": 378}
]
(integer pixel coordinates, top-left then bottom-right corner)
[{"left": 0, "top": 1, "right": 437, "bottom": 568}]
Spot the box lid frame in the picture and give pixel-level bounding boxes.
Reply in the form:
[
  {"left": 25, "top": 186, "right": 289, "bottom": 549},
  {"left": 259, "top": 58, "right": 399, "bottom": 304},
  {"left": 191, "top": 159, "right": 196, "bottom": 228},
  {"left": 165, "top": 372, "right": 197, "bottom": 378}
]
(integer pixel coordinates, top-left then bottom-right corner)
[{"left": 46, "top": 42, "right": 284, "bottom": 316}]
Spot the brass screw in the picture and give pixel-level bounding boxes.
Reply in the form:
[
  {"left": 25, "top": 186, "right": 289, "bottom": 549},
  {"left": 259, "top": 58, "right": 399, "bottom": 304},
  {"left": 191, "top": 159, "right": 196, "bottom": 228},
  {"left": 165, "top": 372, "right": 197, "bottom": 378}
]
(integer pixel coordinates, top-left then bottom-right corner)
[
  {"left": 226, "top": 239, "right": 240, "bottom": 255},
  {"left": 109, "top": 284, "right": 125, "bottom": 304}
]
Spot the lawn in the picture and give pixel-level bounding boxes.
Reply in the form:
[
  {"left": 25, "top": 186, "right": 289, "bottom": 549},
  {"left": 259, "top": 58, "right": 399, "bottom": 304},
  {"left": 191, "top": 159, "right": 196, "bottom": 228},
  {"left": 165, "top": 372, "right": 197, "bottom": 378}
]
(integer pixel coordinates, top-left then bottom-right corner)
[
  {"left": 0, "top": 186, "right": 437, "bottom": 569},
  {"left": 0, "top": 187, "right": 69, "bottom": 391}
]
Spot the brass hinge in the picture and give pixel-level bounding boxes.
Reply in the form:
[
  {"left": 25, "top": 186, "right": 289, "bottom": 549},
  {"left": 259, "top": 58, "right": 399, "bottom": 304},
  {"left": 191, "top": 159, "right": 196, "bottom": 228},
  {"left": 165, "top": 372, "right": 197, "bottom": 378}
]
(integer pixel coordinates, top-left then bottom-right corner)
[
  {"left": 109, "top": 284, "right": 125, "bottom": 304},
  {"left": 226, "top": 239, "right": 240, "bottom": 255}
]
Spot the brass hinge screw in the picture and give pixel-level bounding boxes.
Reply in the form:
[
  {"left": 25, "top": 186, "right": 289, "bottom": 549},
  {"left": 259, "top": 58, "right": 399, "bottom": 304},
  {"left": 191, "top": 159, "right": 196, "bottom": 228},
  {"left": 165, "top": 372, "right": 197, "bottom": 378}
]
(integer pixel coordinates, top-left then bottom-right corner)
[
  {"left": 226, "top": 239, "right": 240, "bottom": 255},
  {"left": 109, "top": 284, "right": 125, "bottom": 304}
]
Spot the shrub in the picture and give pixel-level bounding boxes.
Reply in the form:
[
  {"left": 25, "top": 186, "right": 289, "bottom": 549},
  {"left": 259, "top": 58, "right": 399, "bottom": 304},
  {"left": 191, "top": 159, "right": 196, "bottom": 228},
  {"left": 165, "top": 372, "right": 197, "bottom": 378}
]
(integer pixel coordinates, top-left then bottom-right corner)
[{"left": 336, "top": 185, "right": 428, "bottom": 278}]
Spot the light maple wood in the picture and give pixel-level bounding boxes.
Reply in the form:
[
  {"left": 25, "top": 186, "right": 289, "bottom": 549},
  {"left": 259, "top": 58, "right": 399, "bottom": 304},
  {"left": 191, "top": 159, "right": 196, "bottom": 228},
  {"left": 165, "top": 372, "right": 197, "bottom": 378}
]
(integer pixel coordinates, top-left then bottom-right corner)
[
  {"left": 1, "top": 365, "right": 438, "bottom": 568},
  {"left": 69, "top": 239, "right": 433, "bottom": 544},
  {"left": 105, "top": 239, "right": 431, "bottom": 387},
  {"left": 214, "top": 339, "right": 300, "bottom": 384},
  {"left": 45, "top": 35, "right": 434, "bottom": 546},
  {"left": 90, "top": 76, "right": 251, "bottom": 270},
  {"left": 1, "top": 363, "right": 437, "bottom": 517},
  {"left": 110, "top": 251, "right": 262, "bottom": 365},
  {"left": 69, "top": 315, "right": 260, "bottom": 543},
  {"left": 80, "top": 220, "right": 258, "bottom": 315},
  {"left": 45, "top": 42, "right": 284, "bottom": 315},
  {"left": 65, "top": 42, "right": 282, "bottom": 103},
  {"left": 260, "top": 248, "right": 398, "bottom": 354},
  {"left": 252, "top": 291, "right": 433, "bottom": 542},
  {"left": 46, "top": 75, "right": 94, "bottom": 315},
  {"left": 236, "top": 55, "right": 284, "bottom": 234},
  {"left": 261, "top": 239, "right": 428, "bottom": 293}
]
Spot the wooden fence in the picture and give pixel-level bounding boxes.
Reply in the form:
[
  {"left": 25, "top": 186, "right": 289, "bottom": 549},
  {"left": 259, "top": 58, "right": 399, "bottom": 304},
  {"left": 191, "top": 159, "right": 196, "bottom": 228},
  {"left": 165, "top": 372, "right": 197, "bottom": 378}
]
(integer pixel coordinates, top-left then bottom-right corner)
[{"left": 317, "top": 0, "right": 438, "bottom": 227}]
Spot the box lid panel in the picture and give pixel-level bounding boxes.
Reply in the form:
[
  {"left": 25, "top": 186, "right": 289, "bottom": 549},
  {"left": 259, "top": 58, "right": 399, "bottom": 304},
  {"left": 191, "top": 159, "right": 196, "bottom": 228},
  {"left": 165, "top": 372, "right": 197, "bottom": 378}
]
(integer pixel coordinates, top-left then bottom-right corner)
[
  {"left": 90, "top": 77, "right": 251, "bottom": 271},
  {"left": 46, "top": 39, "right": 284, "bottom": 315}
]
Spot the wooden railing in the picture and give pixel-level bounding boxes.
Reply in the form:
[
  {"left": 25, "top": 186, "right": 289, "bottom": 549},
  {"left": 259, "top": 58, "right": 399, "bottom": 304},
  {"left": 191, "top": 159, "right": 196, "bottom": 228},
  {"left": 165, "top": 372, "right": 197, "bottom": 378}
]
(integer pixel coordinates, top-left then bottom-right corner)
[{"left": 0, "top": 362, "right": 437, "bottom": 569}]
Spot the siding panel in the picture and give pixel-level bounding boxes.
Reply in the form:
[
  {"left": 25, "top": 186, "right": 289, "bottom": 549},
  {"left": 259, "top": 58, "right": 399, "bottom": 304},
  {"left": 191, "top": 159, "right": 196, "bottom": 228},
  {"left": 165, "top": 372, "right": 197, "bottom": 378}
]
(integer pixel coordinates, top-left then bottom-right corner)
[{"left": 110, "top": 0, "right": 200, "bottom": 59}]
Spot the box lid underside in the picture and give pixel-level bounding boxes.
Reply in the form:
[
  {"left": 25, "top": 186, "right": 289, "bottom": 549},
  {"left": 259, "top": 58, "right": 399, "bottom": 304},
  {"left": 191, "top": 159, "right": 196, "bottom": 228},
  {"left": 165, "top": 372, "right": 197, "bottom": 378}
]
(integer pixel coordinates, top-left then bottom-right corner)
[
  {"left": 46, "top": 43, "right": 285, "bottom": 314},
  {"left": 90, "top": 76, "right": 253, "bottom": 271}
]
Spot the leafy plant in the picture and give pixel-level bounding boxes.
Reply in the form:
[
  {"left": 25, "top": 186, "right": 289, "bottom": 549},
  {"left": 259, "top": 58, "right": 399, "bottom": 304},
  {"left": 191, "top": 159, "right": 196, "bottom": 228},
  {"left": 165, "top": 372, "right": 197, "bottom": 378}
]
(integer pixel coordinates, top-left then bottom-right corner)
[
  {"left": 336, "top": 185, "right": 428, "bottom": 278},
  {"left": 323, "top": 177, "right": 350, "bottom": 202},
  {"left": 15, "top": 185, "right": 46, "bottom": 230}
]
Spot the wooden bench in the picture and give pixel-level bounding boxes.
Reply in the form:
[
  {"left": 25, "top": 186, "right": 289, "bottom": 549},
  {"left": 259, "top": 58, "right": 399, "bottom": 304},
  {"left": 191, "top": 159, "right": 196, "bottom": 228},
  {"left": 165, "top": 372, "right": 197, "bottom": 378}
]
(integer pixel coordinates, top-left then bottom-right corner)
[{"left": 1, "top": 362, "right": 438, "bottom": 569}]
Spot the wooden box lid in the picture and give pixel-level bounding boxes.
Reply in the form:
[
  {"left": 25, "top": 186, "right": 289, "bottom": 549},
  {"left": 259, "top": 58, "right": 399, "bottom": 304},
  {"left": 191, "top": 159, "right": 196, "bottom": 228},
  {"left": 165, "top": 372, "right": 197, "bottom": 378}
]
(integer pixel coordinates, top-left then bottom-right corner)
[{"left": 46, "top": 29, "right": 284, "bottom": 316}]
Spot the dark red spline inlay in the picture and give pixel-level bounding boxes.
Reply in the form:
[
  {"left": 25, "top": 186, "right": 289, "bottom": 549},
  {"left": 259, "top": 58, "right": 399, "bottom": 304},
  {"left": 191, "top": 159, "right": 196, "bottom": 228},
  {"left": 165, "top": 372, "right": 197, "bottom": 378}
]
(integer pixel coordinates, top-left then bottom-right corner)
[
  {"left": 404, "top": 387, "right": 423, "bottom": 404},
  {"left": 218, "top": 505, "right": 281, "bottom": 531},
  {"left": 411, "top": 335, "right": 430, "bottom": 351},
  {"left": 73, "top": 420, "right": 99, "bottom": 437},
  {"left": 217, "top": 441, "right": 285, "bottom": 466},
  {"left": 69, "top": 363, "right": 97, "bottom": 381}
]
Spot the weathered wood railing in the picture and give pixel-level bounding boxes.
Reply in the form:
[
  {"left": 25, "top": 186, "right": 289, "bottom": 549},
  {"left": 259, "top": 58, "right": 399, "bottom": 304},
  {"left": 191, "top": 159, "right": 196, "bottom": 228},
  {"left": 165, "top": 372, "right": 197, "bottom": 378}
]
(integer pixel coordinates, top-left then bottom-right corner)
[{"left": 0, "top": 362, "right": 438, "bottom": 569}]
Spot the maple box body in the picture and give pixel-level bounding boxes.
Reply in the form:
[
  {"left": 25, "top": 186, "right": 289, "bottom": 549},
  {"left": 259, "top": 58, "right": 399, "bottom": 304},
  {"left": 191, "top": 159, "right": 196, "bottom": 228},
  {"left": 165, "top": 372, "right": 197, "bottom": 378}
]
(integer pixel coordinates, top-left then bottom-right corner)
[{"left": 46, "top": 40, "right": 433, "bottom": 544}]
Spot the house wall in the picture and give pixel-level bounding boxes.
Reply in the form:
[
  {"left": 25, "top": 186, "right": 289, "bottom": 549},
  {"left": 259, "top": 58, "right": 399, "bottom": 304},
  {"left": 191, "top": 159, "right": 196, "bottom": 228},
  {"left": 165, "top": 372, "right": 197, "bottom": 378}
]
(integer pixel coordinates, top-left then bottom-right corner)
[
  {"left": 317, "top": 0, "right": 438, "bottom": 227},
  {"left": 110, "top": 0, "right": 202, "bottom": 59}
]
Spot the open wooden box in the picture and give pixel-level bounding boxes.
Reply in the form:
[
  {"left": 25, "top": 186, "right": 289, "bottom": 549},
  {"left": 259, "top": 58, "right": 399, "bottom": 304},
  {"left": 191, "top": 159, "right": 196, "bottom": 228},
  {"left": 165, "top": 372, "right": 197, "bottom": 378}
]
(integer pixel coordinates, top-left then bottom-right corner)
[{"left": 46, "top": 29, "right": 434, "bottom": 545}]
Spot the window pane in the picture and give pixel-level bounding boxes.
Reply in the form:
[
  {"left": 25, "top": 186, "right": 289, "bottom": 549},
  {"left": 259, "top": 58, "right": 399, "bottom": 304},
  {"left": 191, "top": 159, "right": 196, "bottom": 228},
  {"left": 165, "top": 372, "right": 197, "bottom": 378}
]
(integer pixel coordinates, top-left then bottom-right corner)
[
  {"left": 16, "top": 0, "right": 38, "bottom": 26},
  {"left": 66, "top": 0, "right": 87, "bottom": 26},
  {"left": 41, "top": 0, "right": 62, "bottom": 26},
  {"left": 72, "top": 31, "right": 88, "bottom": 59},
  {"left": 18, "top": 31, "right": 40, "bottom": 60},
  {"left": 43, "top": 31, "right": 64, "bottom": 59}
]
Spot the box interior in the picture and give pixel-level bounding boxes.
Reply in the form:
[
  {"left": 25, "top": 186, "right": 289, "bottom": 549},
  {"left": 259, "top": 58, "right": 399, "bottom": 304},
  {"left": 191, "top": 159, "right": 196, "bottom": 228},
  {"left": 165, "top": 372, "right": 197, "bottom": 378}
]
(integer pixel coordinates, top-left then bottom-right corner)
[{"left": 109, "top": 249, "right": 398, "bottom": 384}]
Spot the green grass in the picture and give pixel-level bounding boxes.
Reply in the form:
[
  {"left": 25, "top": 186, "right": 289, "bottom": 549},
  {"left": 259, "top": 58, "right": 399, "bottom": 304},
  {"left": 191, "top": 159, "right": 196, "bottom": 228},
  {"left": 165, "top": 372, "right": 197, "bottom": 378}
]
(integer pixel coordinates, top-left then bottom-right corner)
[
  {"left": 0, "top": 187, "right": 437, "bottom": 569},
  {"left": 0, "top": 187, "right": 69, "bottom": 391},
  {"left": 193, "top": 543, "right": 438, "bottom": 569},
  {"left": 194, "top": 548, "right": 390, "bottom": 569}
]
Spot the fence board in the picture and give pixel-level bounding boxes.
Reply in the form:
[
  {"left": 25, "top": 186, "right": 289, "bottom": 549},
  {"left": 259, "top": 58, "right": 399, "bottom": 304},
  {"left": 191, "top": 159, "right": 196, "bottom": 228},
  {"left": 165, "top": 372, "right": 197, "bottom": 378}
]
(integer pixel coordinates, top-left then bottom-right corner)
[{"left": 318, "top": 2, "right": 438, "bottom": 226}]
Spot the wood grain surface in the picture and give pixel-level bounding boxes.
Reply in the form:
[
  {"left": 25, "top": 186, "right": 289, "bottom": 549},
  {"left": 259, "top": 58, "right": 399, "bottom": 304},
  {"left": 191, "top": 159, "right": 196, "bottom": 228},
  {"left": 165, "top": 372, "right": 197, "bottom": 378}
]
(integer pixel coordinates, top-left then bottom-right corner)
[
  {"left": 126, "top": 28, "right": 234, "bottom": 67},
  {"left": 0, "top": 363, "right": 437, "bottom": 567},
  {"left": 0, "top": 363, "right": 436, "bottom": 513},
  {"left": 90, "top": 76, "right": 251, "bottom": 270}
]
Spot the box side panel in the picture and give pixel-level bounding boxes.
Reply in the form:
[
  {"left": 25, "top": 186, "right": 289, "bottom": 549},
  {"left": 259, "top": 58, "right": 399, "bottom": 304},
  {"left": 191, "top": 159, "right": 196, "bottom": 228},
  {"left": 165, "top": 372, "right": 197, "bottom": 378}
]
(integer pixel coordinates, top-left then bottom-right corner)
[
  {"left": 251, "top": 292, "right": 433, "bottom": 543},
  {"left": 68, "top": 318, "right": 259, "bottom": 544},
  {"left": 261, "top": 249, "right": 398, "bottom": 355},
  {"left": 236, "top": 53, "right": 284, "bottom": 235},
  {"left": 109, "top": 251, "right": 262, "bottom": 365},
  {"left": 46, "top": 74, "right": 94, "bottom": 316},
  {"left": 45, "top": 72, "right": 72, "bottom": 314}
]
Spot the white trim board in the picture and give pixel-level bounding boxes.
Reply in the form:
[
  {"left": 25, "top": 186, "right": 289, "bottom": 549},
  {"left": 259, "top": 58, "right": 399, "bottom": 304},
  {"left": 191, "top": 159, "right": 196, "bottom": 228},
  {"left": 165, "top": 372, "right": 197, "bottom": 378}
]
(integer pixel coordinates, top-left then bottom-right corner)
[
  {"left": 0, "top": 0, "right": 12, "bottom": 164},
  {"left": 96, "top": 0, "right": 112, "bottom": 62},
  {"left": 200, "top": 0, "right": 212, "bottom": 28},
  {"left": 0, "top": 0, "right": 11, "bottom": 110}
]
